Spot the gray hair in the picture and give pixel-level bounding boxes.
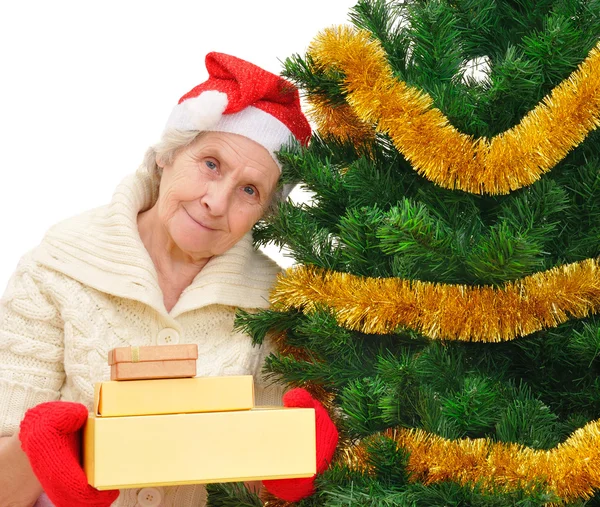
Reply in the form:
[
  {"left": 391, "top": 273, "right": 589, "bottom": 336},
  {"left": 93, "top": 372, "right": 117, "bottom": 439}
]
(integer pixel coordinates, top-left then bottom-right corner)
[{"left": 141, "top": 129, "right": 286, "bottom": 216}]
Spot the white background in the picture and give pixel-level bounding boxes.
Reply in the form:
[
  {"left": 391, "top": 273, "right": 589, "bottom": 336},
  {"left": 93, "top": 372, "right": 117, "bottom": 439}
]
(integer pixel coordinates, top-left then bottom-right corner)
[{"left": 0, "top": 0, "right": 357, "bottom": 291}]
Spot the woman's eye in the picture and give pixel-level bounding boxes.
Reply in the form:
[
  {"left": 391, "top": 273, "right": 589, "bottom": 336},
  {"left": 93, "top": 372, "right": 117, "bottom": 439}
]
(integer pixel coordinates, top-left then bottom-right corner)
[
  {"left": 205, "top": 160, "right": 217, "bottom": 171},
  {"left": 243, "top": 186, "right": 256, "bottom": 196}
]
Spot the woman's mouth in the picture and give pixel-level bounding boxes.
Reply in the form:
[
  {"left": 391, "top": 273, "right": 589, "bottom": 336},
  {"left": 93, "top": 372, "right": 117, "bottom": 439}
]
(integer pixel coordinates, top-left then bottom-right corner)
[{"left": 185, "top": 209, "right": 217, "bottom": 231}]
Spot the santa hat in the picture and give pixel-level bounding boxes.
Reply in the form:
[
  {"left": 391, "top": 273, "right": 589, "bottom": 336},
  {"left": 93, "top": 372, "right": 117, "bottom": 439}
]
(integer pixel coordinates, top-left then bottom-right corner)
[{"left": 165, "top": 52, "right": 311, "bottom": 171}]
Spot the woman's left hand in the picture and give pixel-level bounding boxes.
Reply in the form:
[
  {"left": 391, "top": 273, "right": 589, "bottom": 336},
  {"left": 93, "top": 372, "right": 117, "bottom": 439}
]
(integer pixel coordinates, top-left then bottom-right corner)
[{"left": 262, "top": 388, "right": 338, "bottom": 502}]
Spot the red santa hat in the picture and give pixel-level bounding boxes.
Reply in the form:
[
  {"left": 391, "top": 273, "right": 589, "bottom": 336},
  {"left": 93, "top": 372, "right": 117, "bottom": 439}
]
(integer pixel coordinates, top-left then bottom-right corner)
[{"left": 165, "top": 52, "right": 311, "bottom": 171}]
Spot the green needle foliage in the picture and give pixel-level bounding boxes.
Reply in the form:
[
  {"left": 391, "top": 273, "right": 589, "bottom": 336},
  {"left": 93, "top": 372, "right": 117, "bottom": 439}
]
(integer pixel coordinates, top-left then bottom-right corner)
[
  {"left": 206, "top": 483, "right": 262, "bottom": 507},
  {"left": 231, "top": 0, "right": 600, "bottom": 504}
]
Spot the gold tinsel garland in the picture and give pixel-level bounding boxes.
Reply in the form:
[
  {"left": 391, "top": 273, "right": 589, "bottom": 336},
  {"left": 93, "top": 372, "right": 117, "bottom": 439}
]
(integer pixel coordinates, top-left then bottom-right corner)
[
  {"left": 307, "top": 94, "right": 375, "bottom": 148},
  {"left": 307, "top": 27, "right": 600, "bottom": 195},
  {"left": 270, "top": 258, "right": 600, "bottom": 342},
  {"left": 341, "top": 422, "right": 600, "bottom": 502}
]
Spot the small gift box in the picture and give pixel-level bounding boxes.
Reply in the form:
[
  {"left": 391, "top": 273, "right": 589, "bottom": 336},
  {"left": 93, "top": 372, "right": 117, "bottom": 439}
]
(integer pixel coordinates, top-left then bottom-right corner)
[
  {"left": 108, "top": 344, "right": 198, "bottom": 381},
  {"left": 95, "top": 376, "right": 255, "bottom": 417}
]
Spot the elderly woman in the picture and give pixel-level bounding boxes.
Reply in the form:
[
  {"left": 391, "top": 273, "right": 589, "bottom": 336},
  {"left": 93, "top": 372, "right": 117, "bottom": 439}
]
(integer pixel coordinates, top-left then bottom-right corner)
[{"left": 0, "top": 53, "right": 337, "bottom": 507}]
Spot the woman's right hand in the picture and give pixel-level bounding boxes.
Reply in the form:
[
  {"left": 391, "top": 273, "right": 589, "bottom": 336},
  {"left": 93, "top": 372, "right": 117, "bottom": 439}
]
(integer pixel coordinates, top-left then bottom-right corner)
[
  {"left": 19, "top": 401, "right": 119, "bottom": 507},
  {"left": 262, "top": 388, "right": 338, "bottom": 502}
]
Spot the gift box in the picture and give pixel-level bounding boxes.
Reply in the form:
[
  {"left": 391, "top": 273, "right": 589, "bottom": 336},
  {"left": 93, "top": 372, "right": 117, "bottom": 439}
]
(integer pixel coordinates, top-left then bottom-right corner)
[
  {"left": 95, "top": 376, "right": 255, "bottom": 417},
  {"left": 83, "top": 407, "right": 316, "bottom": 489},
  {"left": 108, "top": 344, "right": 198, "bottom": 380}
]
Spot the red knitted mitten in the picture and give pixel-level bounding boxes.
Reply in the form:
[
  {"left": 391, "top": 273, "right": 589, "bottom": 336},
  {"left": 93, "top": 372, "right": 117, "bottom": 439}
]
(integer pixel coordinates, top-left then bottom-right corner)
[
  {"left": 19, "top": 401, "right": 119, "bottom": 507},
  {"left": 262, "top": 388, "right": 338, "bottom": 502}
]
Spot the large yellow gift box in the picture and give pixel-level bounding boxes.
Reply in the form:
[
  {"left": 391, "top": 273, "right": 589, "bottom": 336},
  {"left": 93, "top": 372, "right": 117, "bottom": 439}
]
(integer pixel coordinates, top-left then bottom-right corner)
[
  {"left": 83, "top": 407, "right": 316, "bottom": 490},
  {"left": 94, "top": 376, "right": 255, "bottom": 417}
]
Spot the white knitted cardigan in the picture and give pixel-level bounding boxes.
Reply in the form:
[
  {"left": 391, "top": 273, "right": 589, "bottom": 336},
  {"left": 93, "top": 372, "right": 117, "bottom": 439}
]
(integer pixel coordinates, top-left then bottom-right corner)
[{"left": 0, "top": 166, "right": 286, "bottom": 507}]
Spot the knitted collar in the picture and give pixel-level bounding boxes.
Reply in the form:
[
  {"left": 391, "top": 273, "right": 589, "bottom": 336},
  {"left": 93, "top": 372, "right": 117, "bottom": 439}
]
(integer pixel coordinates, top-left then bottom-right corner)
[{"left": 33, "top": 167, "right": 282, "bottom": 318}]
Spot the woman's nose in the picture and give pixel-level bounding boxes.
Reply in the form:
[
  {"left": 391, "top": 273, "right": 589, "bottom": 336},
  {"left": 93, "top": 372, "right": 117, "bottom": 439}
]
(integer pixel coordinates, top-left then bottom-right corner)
[{"left": 200, "top": 182, "right": 231, "bottom": 216}]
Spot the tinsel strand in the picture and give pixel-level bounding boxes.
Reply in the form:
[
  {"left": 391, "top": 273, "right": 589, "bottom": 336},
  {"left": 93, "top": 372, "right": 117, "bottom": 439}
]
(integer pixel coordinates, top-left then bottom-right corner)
[
  {"left": 270, "top": 258, "right": 600, "bottom": 342},
  {"left": 339, "top": 421, "right": 600, "bottom": 502},
  {"left": 306, "top": 94, "right": 375, "bottom": 147},
  {"left": 307, "top": 27, "right": 600, "bottom": 195}
]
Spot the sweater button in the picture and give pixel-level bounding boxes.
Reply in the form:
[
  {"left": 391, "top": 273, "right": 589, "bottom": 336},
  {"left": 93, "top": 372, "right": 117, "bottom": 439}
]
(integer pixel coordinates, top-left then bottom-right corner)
[
  {"left": 137, "top": 487, "right": 162, "bottom": 506},
  {"left": 157, "top": 328, "right": 180, "bottom": 345}
]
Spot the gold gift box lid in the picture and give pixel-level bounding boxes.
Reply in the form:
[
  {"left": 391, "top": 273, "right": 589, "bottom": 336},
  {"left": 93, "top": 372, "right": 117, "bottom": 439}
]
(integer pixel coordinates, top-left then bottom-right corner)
[{"left": 94, "top": 376, "right": 255, "bottom": 417}]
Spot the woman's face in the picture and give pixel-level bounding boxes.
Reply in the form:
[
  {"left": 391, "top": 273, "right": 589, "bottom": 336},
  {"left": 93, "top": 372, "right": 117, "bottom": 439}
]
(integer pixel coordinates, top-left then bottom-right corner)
[{"left": 156, "top": 131, "right": 280, "bottom": 259}]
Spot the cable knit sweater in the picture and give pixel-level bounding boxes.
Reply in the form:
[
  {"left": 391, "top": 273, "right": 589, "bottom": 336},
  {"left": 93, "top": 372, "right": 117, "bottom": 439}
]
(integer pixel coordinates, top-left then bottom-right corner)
[{"left": 0, "top": 166, "right": 286, "bottom": 507}]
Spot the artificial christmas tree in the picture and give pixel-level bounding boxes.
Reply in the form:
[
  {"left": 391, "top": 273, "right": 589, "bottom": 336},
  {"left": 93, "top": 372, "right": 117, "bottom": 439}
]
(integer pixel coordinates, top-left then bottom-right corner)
[{"left": 210, "top": 0, "right": 600, "bottom": 504}]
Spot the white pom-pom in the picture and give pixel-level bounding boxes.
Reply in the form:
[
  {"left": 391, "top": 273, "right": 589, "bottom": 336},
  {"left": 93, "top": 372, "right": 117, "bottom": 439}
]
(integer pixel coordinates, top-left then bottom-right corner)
[
  {"left": 164, "top": 90, "right": 229, "bottom": 131},
  {"left": 185, "top": 90, "right": 228, "bottom": 129}
]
